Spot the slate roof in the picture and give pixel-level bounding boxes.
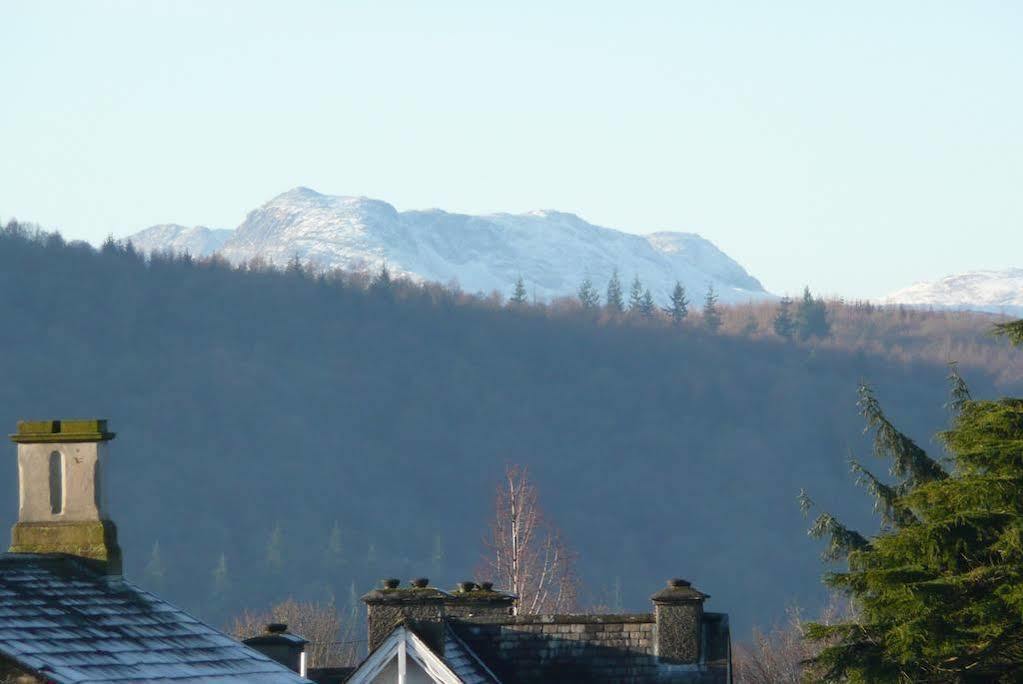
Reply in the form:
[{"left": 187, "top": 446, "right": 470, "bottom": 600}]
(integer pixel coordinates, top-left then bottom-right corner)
[
  {"left": 0, "top": 553, "right": 310, "bottom": 683},
  {"left": 440, "top": 626, "right": 501, "bottom": 684}
]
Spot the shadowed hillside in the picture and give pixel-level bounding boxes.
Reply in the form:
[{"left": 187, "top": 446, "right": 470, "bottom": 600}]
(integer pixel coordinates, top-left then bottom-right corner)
[{"left": 1, "top": 220, "right": 1019, "bottom": 642}]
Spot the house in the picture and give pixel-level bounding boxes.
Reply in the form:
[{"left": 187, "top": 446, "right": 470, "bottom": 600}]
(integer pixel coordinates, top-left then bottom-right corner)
[
  {"left": 0, "top": 419, "right": 311, "bottom": 683},
  {"left": 345, "top": 576, "right": 732, "bottom": 683}
]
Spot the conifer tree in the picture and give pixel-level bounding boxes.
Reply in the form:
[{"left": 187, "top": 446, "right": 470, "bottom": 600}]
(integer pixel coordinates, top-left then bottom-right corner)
[
  {"left": 795, "top": 286, "right": 830, "bottom": 340},
  {"left": 662, "top": 281, "right": 689, "bottom": 326},
  {"left": 371, "top": 263, "right": 392, "bottom": 292},
  {"left": 628, "top": 276, "right": 644, "bottom": 313},
  {"left": 510, "top": 276, "right": 528, "bottom": 305},
  {"left": 577, "top": 277, "right": 600, "bottom": 310},
  {"left": 265, "top": 521, "right": 284, "bottom": 576},
  {"left": 431, "top": 533, "right": 444, "bottom": 580},
  {"left": 142, "top": 541, "right": 167, "bottom": 594},
  {"left": 323, "top": 520, "right": 345, "bottom": 573},
  {"left": 209, "top": 552, "right": 232, "bottom": 621},
  {"left": 640, "top": 289, "right": 655, "bottom": 318},
  {"left": 801, "top": 352, "right": 1023, "bottom": 682},
  {"left": 773, "top": 296, "right": 795, "bottom": 340},
  {"left": 702, "top": 285, "right": 722, "bottom": 333},
  {"left": 606, "top": 269, "right": 624, "bottom": 314}
]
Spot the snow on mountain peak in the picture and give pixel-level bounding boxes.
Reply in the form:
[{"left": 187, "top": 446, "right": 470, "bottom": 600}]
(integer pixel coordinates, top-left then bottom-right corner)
[
  {"left": 125, "top": 188, "right": 772, "bottom": 304},
  {"left": 884, "top": 268, "right": 1023, "bottom": 315}
]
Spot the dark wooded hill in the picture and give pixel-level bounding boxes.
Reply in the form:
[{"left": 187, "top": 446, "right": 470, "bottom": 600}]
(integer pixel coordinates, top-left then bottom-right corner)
[{"left": 0, "top": 221, "right": 1018, "bottom": 638}]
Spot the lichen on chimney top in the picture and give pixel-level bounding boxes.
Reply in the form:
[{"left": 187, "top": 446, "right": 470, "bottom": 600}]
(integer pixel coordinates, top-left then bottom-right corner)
[{"left": 11, "top": 419, "right": 115, "bottom": 443}]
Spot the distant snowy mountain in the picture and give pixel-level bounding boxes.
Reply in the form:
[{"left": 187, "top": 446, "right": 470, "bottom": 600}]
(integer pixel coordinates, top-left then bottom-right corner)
[
  {"left": 884, "top": 269, "right": 1023, "bottom": 315},
  {"left": 126, "top": 224, "right": 232, "bottom": 258},
  {"left": 126, "top": 187, "right": 772, "bottom": 304}
]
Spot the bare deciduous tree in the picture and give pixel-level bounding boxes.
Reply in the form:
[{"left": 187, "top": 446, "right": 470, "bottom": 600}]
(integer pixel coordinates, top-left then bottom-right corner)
[
  {"left": 230, "top": 597, "right": 359, "bottom": 667},
  {"left": 479, "top": 464, "right": 578, "bottom": 614},
  {"left": 733, "top": 596, "right": 851, "bottom": 684}
]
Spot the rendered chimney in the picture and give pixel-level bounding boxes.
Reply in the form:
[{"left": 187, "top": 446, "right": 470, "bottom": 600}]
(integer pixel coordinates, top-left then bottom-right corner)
[
  {"left": 362, "top": 577, "right": 448, "bottom": 652},
  {"left": 8, "top": 419, "right": 122, "bottom": 574},
  {"left": 243, "top": 623, "right": 309, "bottom": 678},
  {"left": 651, "top": 578, "right": 708, "bottom": 665}
]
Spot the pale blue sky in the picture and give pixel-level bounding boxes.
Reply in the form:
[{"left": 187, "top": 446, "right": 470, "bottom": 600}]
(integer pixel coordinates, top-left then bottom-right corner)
[{"left": 2, "top": 1, "right": 1021, "bottom": 298}]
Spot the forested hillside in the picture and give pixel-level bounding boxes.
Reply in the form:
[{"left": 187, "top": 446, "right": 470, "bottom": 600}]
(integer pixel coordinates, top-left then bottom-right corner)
[{"left": 0, "top": 221, "right": 1020, "bottom": 643}]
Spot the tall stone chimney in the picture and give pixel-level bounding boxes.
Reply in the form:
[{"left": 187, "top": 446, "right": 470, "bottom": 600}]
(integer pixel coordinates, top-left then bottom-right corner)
[
  {"left": 651, "top": 578, "right": 708, "bottom": 665},
  {"left": 362, "top": 578, "right": 448, "bottom": 652},
  {"left": 8, "top": 419, "right": 122, "bottom": 575}
]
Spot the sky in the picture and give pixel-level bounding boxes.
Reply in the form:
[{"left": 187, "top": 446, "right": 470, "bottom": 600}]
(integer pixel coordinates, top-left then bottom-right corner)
[{"left": 1, "top": 1, "right": 1021, "bottom": 299}]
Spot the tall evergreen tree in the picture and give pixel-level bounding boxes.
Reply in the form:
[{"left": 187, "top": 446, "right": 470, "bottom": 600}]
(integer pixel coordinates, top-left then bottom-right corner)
[
  {"left": 265, "top": 521, "right": 284, "bottom": 576},
  {"left": 322, "top": 520, "right": 345, "bottom": 573},
  {"left": 662, "top": 281, "right": 689, "bottom": 326},
  {"left": 510, "top": 276, "right": 528, "bottom": 305},
  {"left": 702, "top": 285, "right": 722, "bottom": 333},
  {"left": 795, "top": 286, "right": 830, "bottom": 340},
  {"left": 801, "top": 351, "right": 1023, "bottom": 682},
  {"left": 773, "top": 295, "right": 795, "bottom": 340},
  {"left": 640, "top": 289, "right": 655, "bottom": 318},
  {"left": 628, "top": 276, "right": 645, "bottom": 313},
  {"left": 371, "top": 263, "right": 392, "bottom": 292},
  {"left": 606, "top": 269, "right": 624, "bottom": 314},
  {"left": 577, "top": 277, "right": 600, "bottom": 310},
  {"left": 431, "top": 533, "right": 444, "bottom": 580},
  {"left": 142, "top": 541, "right": 167, "bottom": 594}
]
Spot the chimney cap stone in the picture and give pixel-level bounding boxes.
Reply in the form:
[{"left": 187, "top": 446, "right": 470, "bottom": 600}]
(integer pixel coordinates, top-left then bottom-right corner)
[
  {"left": 11, "top": 419, "right": 115, "bottom": 444},
  {"left": 411, "top": 577, "right": 430, "bottom": 588},
  {"left": 651, "top": 578, "right": 709, "bottom": 604}
]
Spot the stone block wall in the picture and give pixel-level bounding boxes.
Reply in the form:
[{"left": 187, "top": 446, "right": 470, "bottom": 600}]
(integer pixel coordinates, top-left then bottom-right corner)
[{"left": 453, "top": 614, "right": 660, "bottom": 683}]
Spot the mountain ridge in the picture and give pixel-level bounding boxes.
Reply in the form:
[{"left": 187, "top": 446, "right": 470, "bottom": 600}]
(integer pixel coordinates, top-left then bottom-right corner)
[
  {"left": 884, "top": 268, "right": 1023, "bottom": 315},
  {"left": 125, "top": 187, "right": 772, "bottom": 304}
]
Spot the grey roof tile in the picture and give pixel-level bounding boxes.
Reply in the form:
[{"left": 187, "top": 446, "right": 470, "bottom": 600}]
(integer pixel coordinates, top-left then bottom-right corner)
[{"left": 0, "top": 554, "right": 309, "bottom": 683}]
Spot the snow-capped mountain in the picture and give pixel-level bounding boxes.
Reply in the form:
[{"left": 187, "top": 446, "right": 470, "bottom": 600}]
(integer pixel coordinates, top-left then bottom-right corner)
[
  {"left": 126, "top": 187, "right": 772, "bottom": 304},
  {"left": 884, "top": 269, "right": 1023, "bottom": 315},
  {"left": 126, "top": 224, "right": 232, "bottom": 258}
]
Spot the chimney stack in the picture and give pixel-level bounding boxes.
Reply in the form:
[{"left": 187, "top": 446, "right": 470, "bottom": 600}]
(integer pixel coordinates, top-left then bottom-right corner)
[
  {"left": 362, "top": 578, "right": 448, "bottom": 652},
  {"left": 444, "top": 580, "right": 515, "bottom": 619},
  {"left": 8, "top": 419, "right": 122, "bottom": 575},
  {"left": 651, "top": 578, "right": 708, "bottom": 664},
  {"left": 243, "top": 623, "right": 309, "bottom": 678}
]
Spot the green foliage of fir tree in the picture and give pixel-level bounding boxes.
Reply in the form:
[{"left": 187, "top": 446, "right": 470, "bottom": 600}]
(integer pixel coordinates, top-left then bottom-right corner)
[
  {"left": 802, "top": 352, "right": 1023, "bottom": 682},
  {"left": 796, "top": 286, "right": 831, "bottom": 340},
  {"left": 628, "top": 275, "right": 645, "bottom": 313},
  {"left": 606, "top": 269, "right": 624, "bottom": 314},
  {"left": 774, "top": 295, "right": 795, "bottom": 340},
  {"left": 640, "top": 289, "right": 656, "bottom": 319},
  {"left": 510, "top": 276, "right": 528, "bottom": 305},
  {"left": 577, "top": 277, "right": 600, "bottom": 310},
  {"left": 265, "top": 521, "right": 284, "bottom": 576},
  {"left": 663, "top": 281, "right": 689, "bottom": 326},
  {"left": 702, "top": 285, "right": 722, "bottom": 333},
  {"left": 142, "top": 541, "right": 167, "bottom": 594}
]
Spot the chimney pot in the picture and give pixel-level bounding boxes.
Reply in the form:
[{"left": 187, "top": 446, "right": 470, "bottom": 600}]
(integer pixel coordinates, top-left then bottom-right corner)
[
  {"left": 458, "top": 581, "right": 477, "bottom": 593},
  {"left": 668, "top": 578, "right": 691, "bottom": 588},
  {"left": 411, "top": 577, "right": 429, "bottom": 588},
  {"left": 381, "top": 578, "right": 400, "bottom": 589},
  {"left": 479, "top": 581, "right": 494, "bottom": 592},
  {"left": 266, "top": 623, "right": 288, "bottom": 634}
]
